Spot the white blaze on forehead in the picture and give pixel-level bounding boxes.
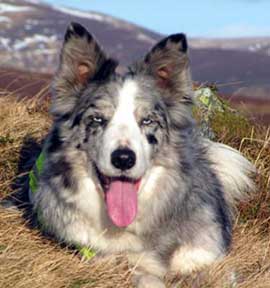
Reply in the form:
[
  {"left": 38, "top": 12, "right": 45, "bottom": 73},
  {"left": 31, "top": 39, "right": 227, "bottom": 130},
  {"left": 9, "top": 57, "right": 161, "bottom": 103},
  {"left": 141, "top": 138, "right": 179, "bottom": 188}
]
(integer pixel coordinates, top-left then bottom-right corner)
[
  {"left": 112, "top": 79, "right": 138, "bottom": 127},
  {"left": 110, "top": 79, "right": 142, "bottom": 147}
]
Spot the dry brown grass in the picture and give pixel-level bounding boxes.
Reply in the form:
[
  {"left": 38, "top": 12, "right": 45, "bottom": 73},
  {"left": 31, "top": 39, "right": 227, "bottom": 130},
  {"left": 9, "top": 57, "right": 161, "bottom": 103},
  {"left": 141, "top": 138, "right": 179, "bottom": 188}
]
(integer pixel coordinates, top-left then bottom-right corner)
[{"left": 0, "top": 95, "right": 269, "bottom": 288}]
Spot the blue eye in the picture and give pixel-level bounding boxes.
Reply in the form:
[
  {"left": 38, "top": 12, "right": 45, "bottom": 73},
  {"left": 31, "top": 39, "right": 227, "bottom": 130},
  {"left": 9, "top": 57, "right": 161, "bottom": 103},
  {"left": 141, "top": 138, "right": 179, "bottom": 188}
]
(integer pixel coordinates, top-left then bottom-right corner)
[
  {"left": 93, "top": 116, "right": 105, "bottom": 124},
  {"left": 93, "top": 116, "right": 103, "bottom": 122},
  {"left": 141, "top": 118, "right": 153, "bottom": 126}
]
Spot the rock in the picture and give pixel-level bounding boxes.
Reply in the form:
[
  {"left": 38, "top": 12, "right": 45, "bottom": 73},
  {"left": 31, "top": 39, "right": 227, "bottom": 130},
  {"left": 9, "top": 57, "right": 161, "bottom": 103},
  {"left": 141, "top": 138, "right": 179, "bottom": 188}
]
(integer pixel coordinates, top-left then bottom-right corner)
[{"left": 193, "top": 84, "right": 236, "bottom": 139}]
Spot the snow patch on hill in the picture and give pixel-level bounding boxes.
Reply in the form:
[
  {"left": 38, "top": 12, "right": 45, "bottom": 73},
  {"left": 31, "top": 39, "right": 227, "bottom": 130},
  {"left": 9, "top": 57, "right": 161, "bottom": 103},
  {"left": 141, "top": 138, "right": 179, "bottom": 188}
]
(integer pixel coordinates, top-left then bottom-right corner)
[
  {"left": 0, "top": 3, "right": 33, "bottom": 13},
  {"left": 52, "top": 5, "right": 132, "bottom": 29},
  {"left": 136, "top": 32, "right": 155, "bottom": 44},
  {"left": 53, "top": 6, "right": 105, "bottom": 21},
  {"left": 0, "top": 38, "right": 11, "bottom": 50},
  {"left": 13, "top": 34, "right": 57, "bottom": 50},
  {"left": 0, "top": 16, "right": 11, "bottom": 22},
  {"left": 24, "top": 0, "right": 42, "bottom": 4}
]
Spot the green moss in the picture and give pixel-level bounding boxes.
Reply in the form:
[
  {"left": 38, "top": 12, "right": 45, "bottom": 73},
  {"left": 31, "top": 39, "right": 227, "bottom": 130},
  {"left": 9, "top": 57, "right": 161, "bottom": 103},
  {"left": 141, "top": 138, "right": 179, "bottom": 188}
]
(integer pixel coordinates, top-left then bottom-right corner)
[
  {"left": 0, "top": 244, "right": 7, "bottom": 254},
  {"left": 210, "top": 110, "right": 251, "bottom": 142},
  {"left": 0, "top": 135, "right": 14, "bottom": 145},
  {"left": 193, "top": 85, "right": 253, "bottom": 143}
]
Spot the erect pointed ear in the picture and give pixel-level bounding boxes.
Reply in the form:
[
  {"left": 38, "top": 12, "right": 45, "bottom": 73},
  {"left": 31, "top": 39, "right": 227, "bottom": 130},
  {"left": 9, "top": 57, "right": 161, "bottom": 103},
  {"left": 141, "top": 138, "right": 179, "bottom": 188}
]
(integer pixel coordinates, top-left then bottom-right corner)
[
  {"left": 141, "top": 34, "right": 193, "bottom": 104},
  {"left": 52, "top": 22, "right": 117, "bottom": 117}
]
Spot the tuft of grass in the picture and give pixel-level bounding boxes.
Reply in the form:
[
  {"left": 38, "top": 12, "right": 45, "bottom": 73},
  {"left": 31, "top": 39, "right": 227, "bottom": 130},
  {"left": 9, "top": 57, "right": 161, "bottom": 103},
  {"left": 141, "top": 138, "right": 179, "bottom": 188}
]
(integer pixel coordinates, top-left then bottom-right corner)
[
  {"left": 0, "top": 96, "right": 51, "bottom": 198},
  {"left": 0, "top": 94, "right": 269, "bottom": 288},
  {"left": 210, "top": 110, "right": 251, "bottom": 143},
  {"left": 68, "top": 279, "right": 96, "bottom": 288}
]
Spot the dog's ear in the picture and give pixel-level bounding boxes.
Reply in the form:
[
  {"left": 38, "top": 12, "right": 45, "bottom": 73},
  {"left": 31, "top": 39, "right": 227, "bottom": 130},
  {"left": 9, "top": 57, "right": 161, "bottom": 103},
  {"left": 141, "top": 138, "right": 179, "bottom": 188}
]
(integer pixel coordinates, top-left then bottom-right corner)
[
  {"left": 52, "top": 22, "right": 117, "bottom": 117},
  {"left": 141, "top": 34, "right": 193, "bottom": 105}
]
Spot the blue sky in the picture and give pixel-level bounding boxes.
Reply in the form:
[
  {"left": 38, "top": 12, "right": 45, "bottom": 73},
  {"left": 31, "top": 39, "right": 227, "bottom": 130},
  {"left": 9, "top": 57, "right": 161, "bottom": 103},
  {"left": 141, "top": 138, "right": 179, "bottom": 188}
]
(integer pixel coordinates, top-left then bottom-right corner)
[{"left": 43, "top": 0, "right": 270, "bottom": 38}]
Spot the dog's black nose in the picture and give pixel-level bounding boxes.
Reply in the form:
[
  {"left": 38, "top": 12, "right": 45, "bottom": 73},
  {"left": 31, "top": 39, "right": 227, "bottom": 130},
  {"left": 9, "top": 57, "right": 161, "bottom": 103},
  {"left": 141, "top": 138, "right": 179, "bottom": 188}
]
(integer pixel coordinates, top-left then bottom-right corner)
[{"left": 111, "top": 148, "right": 136, "bottom": 170}]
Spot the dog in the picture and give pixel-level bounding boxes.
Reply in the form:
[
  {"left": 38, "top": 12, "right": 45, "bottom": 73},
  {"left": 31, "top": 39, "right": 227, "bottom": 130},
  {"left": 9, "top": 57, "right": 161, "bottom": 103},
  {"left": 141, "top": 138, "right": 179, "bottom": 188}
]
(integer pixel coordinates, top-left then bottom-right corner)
[{"left": 32, "top": 22, "right": 255, "bottom": 287}]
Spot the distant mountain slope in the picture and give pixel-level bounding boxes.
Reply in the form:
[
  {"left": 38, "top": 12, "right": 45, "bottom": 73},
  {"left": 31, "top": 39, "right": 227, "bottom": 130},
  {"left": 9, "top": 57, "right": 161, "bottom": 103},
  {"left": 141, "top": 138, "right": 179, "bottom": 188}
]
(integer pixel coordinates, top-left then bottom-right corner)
[
  {"left": 0, "top": 0, "right": 160, "bottom": 73},
  {"left": 189, "top": 48, "right": 270, "bottom": 97},
  {"left": 189, "top": 37, "right": 270, "bottom": 56},
  {"left": 0, "top": 0, "right": 270, "bottom": 99}
]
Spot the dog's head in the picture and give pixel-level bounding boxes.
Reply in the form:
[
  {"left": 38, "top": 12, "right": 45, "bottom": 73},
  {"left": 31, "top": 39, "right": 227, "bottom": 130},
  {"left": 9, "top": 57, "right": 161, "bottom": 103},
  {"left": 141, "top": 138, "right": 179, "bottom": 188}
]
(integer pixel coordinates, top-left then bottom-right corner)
[{"left": 50, "top": 22, "right": 193, "bottom": 227}]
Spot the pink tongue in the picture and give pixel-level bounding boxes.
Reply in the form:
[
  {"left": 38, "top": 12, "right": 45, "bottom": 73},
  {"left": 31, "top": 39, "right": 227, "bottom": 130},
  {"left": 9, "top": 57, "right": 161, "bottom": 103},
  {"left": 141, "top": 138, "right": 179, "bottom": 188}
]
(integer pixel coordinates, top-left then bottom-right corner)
[{"left": 105, "top": 180, "right": 138, "bottom": 227}]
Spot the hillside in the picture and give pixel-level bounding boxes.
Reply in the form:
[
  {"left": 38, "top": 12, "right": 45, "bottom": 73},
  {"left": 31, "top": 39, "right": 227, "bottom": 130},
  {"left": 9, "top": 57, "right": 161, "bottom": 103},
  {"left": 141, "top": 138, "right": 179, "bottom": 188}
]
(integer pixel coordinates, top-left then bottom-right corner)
[
  {"left": 0, "top": 0, "right": 270, "bottom": 101},
  {"left": 0, "top": 68, "right": 51, "bottom": 99},
  {"left": 0, "top": 0, "right": 160, "bottom": 73},
  {"left": 189, "top": 37, "right": 270, "bottom": 56}
]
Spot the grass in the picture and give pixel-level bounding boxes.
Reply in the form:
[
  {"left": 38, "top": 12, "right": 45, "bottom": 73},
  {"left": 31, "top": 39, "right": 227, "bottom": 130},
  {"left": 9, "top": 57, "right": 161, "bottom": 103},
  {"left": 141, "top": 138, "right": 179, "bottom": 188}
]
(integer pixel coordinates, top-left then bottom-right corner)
[{"left": 0, "top": 94, "right": 269, "bottom": 287}]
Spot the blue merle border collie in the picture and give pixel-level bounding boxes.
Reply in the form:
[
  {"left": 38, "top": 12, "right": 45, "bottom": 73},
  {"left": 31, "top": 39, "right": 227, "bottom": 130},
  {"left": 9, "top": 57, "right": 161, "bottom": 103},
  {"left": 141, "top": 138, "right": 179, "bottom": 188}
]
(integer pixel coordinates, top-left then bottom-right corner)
[{"left": 32, "top": 22, "right": 255, "bottom": 287}]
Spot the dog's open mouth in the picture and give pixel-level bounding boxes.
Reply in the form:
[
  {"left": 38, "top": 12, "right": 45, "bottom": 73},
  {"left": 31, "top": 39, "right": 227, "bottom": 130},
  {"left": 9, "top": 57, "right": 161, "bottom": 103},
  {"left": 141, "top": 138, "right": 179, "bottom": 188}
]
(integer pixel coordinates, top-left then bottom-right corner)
[{"left": 97, "top": 169, "right": 141, "bottom": 227}]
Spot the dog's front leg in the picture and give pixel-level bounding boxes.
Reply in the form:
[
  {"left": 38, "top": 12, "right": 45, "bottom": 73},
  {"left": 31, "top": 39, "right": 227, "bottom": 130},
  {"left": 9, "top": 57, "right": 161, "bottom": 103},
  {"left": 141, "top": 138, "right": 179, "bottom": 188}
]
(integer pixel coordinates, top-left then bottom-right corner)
[{"left": 128, "top": 252, "right": 167, "bottom": 288}]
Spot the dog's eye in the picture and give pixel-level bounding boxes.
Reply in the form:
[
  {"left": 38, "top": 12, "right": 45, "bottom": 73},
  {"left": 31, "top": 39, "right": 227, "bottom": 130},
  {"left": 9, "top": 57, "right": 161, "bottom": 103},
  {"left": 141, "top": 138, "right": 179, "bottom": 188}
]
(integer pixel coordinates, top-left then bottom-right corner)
[
  {"left": 141, "top": 118, "right": 153, "bottom": 126},
  {"left": 93, "top": 116, "right": 105, "bottom": 124}
]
